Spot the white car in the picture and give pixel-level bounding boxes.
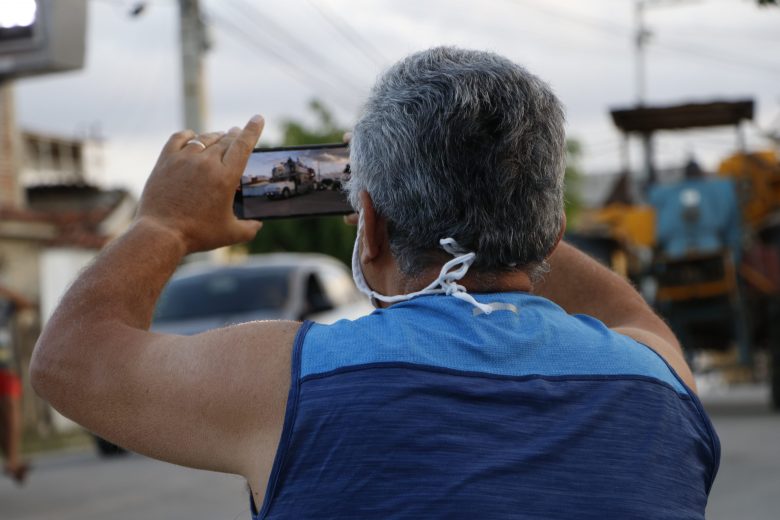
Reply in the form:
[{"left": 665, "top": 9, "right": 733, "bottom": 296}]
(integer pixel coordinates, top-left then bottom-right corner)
[{"left": 152, "top": 253, "right": 373, "bottom": 334}]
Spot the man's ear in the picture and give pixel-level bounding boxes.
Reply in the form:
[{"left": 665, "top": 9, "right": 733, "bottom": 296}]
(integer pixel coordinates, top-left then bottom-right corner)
[
  {"left": 548, "top": 212, "right": 567, "bottom": 257},
  {"left": 358, "top": 191, "right": 388, "bottom": 264}
]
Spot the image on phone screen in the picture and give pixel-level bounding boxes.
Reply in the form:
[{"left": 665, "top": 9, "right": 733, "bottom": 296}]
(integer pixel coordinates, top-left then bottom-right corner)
[{"left": 234, "top": 143, "right": 353, "bottom": 220}]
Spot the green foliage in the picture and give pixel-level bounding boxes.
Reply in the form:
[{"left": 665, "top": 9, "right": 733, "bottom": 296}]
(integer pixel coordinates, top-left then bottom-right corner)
[
  {"left": 564, "top": 139, "right": 584, "bottom": 227},
  {"left": 246, "top": 99, "right": 356, "bottom": 265},
  {"left": 757, "top": 0, "right": 777, "bottom": 5},
  {"left": 248, "top": 216, "right": 356, "bottom": 265},
  {"left": 279, "top": 100, "right": 346, "bottom": 146}
]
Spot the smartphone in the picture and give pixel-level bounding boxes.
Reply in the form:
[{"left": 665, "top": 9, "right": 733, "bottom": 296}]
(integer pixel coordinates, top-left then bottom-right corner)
[{"left": 234, "top": 143, "right": 353, "bottom": 220}]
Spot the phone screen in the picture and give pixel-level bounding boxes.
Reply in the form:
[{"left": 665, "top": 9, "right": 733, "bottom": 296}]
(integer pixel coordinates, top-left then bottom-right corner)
[{"left": 234, "top": 143, "right": 353, "bottom": 220}]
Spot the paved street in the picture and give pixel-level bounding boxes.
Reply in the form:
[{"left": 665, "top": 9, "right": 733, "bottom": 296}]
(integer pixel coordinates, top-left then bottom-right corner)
[
  {"left": 702, "top": 384, "right": 780, "bottom": 520},
  {"left": 2, "top": 385, "right": 777, "bottom": 519},
  {"left": 0, "top": 450, "right": 251, "bottom": 520}
]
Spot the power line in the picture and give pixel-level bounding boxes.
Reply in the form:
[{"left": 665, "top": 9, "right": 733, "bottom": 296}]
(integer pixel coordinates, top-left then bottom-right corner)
[
  {"left": 304, "top": 0, "right": 389, "bottom": 70},
  {"left": 225, "top": 0, "right": 369, "bottom": 96},
  {"left": 506, "top": 0, "right": 780, "bottom": 76},
  {"left": 507, "top": 0, "right": 629, "bottom": 38},
  {"left": 669, "top": 25, "right": 780, "bottom": 45},
  {"left": 206, "top": 9, "right": 358, "bottom": 112},
  {"left": 652, "top": 38, "right": 780, "bottom": 76}
]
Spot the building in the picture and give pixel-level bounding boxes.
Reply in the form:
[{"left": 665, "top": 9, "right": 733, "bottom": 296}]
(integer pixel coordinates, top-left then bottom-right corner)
[{"left": 0, "top": 89, "right": 136, "bottom": 432}]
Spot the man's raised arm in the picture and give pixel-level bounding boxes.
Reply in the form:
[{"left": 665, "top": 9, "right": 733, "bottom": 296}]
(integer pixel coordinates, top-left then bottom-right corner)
[
  {"left": 29, "top": 117, "right": 299, "bottom": 487},
  {"left": 533, "top": 242, "right": 696, "bottom": 391}
]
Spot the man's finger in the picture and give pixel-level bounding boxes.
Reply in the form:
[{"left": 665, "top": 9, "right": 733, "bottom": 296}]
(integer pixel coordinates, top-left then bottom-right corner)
[
  {"left": 223, "top": 115, "right": 264, "bottom": 170},
  {"left": 160, "top": 130, "right": 197, "bottom": 156},
  {"left": 212, "top": 126, "right": 242, "bottom": 157},
  {"left": 181, "top": 131, "right": 225, "bottom": 153},
  {"left": 231, "top": 219, "right": 263, "bottom": 244}
]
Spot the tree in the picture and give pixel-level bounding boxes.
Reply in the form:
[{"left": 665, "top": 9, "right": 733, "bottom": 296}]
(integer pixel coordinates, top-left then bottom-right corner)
[
  {"left": 246, "top": 100, "right": 356, "bottom": 266},
  {"left": 279, "top": 99, "right": 346, "bottom": 146}
]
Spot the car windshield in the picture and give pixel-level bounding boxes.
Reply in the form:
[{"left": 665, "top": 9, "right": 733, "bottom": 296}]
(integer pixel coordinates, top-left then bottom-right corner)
[{"left": 153, "top": 266, "right": 291, "bottom": 322}]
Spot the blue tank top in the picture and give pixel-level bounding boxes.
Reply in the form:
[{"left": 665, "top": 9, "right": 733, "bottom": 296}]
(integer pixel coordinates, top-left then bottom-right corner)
[{"left": 252, "top": 292, "right": 719, "bottom": 519}]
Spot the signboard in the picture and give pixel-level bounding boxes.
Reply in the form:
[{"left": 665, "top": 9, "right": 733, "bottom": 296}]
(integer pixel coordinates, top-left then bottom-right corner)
[{"left": 0, "top": 0, "right": 87, "bottom": 79}]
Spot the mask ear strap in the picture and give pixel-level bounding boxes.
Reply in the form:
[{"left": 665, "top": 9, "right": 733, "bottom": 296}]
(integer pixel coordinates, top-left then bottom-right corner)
[
  {"left": 435, "top": 241, "right": 495, "bottom": 315},
  {"left": 351, "top": 213, "right": 493, "bottom": 314}
]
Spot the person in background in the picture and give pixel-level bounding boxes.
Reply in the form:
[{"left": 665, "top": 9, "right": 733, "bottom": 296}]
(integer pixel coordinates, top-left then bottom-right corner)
[{"left": 0, "top": 284, "right": 30, "bottom": 485}]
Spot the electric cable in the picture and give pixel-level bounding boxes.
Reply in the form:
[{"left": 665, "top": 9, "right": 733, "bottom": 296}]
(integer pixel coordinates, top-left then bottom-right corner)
[
  {"left": 506, "top": 0, "right": 780, "bottom": 76},
  {"left": 225, "top": 0, "right": 369, "bottom": 96},
  {"left": 303, "top": 0, "right": 389, "bottom": 70},
  {"left": 207, "top": 9, "right": 359, "bottom": 112}
]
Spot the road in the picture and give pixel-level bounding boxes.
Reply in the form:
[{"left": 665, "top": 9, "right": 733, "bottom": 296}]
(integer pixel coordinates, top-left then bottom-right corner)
[
  {"left": 2, "top": 385, "right": 777, "bottom": 520},
  {"left": 240, "top": 188, "right": 350, "bottom": 219},
  {"left": 0, "top": 450, "right": 251, "bottom": 520},
  {"left": 702, "top": 384, "right": 780, "bottom": 520}
]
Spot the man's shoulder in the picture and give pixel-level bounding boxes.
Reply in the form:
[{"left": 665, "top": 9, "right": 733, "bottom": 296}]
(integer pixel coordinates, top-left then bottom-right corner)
[{"left": 299, "top": 296, "right": 688, "bottom": 397}]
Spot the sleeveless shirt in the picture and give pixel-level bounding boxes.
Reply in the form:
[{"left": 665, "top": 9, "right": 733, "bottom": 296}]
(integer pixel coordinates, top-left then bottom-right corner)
[{"left": 251, "top": 292, "right": 719, "bottom": 519}]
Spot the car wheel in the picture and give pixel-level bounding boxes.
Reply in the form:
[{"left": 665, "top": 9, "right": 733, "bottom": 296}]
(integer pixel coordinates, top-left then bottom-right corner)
[
  {"left": 93, "top": 434, "right": 127, "bottom": 458},
  {"left": 282, "top": 188, "right": 291, "bottom": 198}
]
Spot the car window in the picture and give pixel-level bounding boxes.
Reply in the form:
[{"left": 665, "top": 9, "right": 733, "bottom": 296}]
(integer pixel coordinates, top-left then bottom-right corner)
[
  {"left": 153, "top": 266, "right": 291, "bottom": 322},
  {"left": 304, "top": 273, "right": 332, "bottom": 313}
]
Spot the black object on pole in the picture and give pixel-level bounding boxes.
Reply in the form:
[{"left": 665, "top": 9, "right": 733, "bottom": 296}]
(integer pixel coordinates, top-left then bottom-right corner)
[{"left": 0, "top": 0, "right": 87, "bottom": 80}]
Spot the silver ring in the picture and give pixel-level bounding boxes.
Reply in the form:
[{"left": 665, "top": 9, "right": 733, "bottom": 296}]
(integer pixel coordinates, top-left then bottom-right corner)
[{"left": 185, "top": 138, "right": 207, "bottom": 150}]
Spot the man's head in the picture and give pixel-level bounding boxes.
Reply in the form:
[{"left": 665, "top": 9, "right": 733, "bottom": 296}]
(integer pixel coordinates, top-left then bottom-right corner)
[{"left": 348, "top": 47, "right": 566, "bottom": 279}]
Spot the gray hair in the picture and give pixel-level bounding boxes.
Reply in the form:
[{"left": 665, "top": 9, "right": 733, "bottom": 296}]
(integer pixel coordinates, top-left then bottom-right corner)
[{"left": 347, "top": 47, "right": 566, "bottom": 277}]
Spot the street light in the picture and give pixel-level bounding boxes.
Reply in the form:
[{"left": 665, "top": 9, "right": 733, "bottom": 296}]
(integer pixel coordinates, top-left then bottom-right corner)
[
  {"left": 0, "top": 0, "right": 86, "bottom": 79},
  {"left": 0, "top": 0, "right": 38, "bottom": 29},
  {"left": 0, "top": 0, "right": 40, "bottom": 53}
]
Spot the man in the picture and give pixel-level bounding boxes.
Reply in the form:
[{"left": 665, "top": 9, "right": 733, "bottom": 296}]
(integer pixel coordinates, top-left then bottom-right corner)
[
  {"left": 31, "top": 48, "right": 718, "bottom": 518},
  {"left": 0, "top": 285, "right": 30, "bottom": 484}
]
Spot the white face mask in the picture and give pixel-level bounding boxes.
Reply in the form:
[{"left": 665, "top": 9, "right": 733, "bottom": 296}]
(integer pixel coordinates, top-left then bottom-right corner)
[{"left": 351, "top": 213, "right": 495, "bottom": 314}]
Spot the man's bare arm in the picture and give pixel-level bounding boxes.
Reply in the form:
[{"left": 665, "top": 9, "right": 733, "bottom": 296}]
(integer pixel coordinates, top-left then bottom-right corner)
[
  {"left": 533, "top": 242, "right": 696, "bottom": 391},
  {"left": 30, "top": 118, "right": 299, "bottom": 482}
]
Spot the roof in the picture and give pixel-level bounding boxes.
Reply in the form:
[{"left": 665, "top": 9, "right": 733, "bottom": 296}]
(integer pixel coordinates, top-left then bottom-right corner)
[
  {"left": 610, "top": 99, "right": 754, "bottom": 134},
  {"left": 0, "top": 184, "right": 134, "bottom": 249}
]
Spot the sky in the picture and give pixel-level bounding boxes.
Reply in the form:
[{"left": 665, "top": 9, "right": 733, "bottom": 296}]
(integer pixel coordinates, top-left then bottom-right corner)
[{"left": 12, "top": 0, "right": 780, "bottom": 197}]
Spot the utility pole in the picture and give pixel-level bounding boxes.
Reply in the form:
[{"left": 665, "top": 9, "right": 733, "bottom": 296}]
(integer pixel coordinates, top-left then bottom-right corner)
[
  {"left": 178, "top": 0, "right": 231, "bottom": 262},
  {"left": 0, "top": 80, "right": 23, "bottom": 209},
  {"left": 178, "top": 0, "right": 208, "bottom": 133},
  {"left": 633, "top": 0, "right": 697, "bottom": 188},
  {"left": 634, "top": 1, "right": 650, "bottom": 105},
  {"left": 634, "top": 0, "right": 655, "bottom": 187}
]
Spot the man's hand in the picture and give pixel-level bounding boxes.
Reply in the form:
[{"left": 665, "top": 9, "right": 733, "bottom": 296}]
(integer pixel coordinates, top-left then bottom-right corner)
[{"left": 137, "top": 116, "right": 265, "bottom": 253}]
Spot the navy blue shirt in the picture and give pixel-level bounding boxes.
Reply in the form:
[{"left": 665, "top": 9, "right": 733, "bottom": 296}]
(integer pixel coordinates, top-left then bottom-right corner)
[{"left": 252, "top": 293, "right": 719, "bottom": 519}]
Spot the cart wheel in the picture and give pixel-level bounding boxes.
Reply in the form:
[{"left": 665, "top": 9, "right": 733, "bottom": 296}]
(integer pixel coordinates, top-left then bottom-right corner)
[
  {"left": 93, "top": 434, "right": 127, "bottom": 457},
  {"left": 769, "top": 298, "right": 780, "bottom": 411},
  {"left": 771, "top": 335, "right": 780, "bottom": 411}
]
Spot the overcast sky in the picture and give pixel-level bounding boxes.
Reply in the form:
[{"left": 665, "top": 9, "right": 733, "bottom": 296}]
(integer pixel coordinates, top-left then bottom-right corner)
[{"left": 13, "top": 0, "right": 780, "bottom": 196}]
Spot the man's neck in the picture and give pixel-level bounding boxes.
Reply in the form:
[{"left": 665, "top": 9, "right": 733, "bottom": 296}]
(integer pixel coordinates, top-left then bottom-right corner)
[{"left": 374, "top": 267, "right": 533, "bottom": 308}]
